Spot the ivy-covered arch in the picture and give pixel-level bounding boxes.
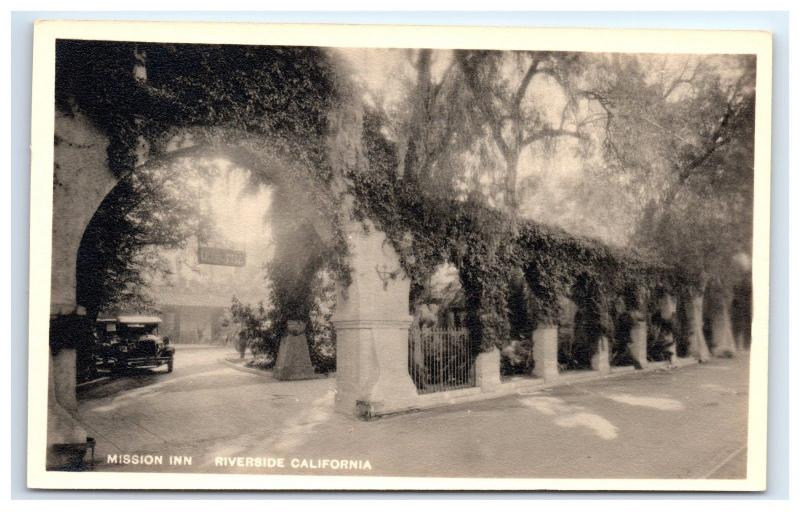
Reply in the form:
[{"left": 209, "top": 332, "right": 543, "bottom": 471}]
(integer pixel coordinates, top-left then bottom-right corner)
[
  {"left": 55, "top": 40, "right": 370, "bottom": 336},
  {"left": 49, "top": 40, "right": 427, "bottom": 446}
]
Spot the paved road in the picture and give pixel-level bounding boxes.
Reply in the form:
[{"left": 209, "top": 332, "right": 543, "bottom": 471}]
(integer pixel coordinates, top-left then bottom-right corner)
[{"left": 76, "top": 345, "right": 749, "bottom": 479}]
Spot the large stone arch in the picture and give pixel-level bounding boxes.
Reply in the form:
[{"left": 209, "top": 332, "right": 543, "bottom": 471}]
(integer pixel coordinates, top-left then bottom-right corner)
[{"left": 47, "top": 107, "right": 418, "bottom": 467}]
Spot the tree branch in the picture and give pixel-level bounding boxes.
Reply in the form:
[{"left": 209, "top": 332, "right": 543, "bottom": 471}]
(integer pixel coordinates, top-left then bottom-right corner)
[
  {"left": 522, "top": 128, "right": 582, "bottom": 147},
  {"left": 430, "top": 56, "right": 456, "bottom": 102},
  {"left": 663, "top": 58, "right": 707, "bottom": 100},
  {"left": 513, "top": 55, "right": 541, "bottom": 111},
  {"left": 661, "top": 94, "right": 738, "bottom": 206}
]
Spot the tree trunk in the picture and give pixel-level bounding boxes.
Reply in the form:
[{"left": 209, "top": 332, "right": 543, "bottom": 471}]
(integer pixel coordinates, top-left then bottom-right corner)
[
  {"left": 686, "top": 293, "right": 711, "bottom": 362},
  {"left": 504, "top": 151, "right": 520, "bottom": 212}
]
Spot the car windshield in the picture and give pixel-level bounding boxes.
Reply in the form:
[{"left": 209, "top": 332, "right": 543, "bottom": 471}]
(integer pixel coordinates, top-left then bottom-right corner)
[{"left": 118, "top": 324, "right": 158, "bottom": 340}]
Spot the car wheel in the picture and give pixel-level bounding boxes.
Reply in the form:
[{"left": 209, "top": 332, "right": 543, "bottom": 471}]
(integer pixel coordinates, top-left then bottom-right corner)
[{"left": 166, "top": 358, "right": 173, "bottom": 373}]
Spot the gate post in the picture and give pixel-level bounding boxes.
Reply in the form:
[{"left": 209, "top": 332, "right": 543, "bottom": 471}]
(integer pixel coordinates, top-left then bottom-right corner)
[
  {"left": 475, "top": 347, "right": 501, "bottom": 392},
  {"left": 532, "top": 326, "right": 559, "bottom": 382},
  {"left": 332, "top": 220, "right": 419, "bottom": 418},
  {"left": 591, "top": 336, "right": 611, "bottom": 374},
  {"left": 629, "top": 321, "right": 648, "bottom": 369}
]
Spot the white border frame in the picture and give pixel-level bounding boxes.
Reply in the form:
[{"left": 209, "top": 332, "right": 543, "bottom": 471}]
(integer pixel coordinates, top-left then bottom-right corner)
[{"left": 27, "top": 20, "right": 773, "bottom": 491}]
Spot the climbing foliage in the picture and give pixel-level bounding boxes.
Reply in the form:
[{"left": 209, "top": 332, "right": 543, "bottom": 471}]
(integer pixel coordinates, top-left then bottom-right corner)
[{"left": 60, "top": 41, "right": 676, "bottom": 355}]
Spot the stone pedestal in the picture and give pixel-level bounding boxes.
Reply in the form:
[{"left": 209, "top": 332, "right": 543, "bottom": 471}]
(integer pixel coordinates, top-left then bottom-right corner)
[
  {"left": 334, "top": 318, "right": 419, "bottom": 418},
  {"left": 659, "top": 294, "right": 677, "bottom": 320},
  {"left": 532, "top": 326, "right": 559, "bottom": 382},
  {"left": 475, "top": 348, "right": 501, "bottom": 392},
  {"left": 274, "top": 321, "right": 317, "bottom": 381},
  {"left": 332, "top": 220, "right": 419, "bottom": 418},
  {"left": 591, "top": 336, "right": 610, "bottom": 374},
  {"left": 629, "top": 321, "right": 648, "bottom": 369}
]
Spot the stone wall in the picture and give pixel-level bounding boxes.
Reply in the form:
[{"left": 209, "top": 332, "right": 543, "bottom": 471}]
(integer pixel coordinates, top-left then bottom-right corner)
[
  {"left": 47, "top": 110, "right": 120, "bottom": 468},
  {"left": 52, "top": 111, "right": 119, "bottom": 311}
]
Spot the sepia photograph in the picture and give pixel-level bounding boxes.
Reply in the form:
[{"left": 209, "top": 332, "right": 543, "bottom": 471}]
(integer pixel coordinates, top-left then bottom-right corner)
[{"left": 26, "top": 21, "right": 772, "bottom": 491}]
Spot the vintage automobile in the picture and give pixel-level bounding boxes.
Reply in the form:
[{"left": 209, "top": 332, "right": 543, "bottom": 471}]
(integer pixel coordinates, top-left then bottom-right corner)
[{"left": 95, "top": 315, "right": 175, "bottom": 373}]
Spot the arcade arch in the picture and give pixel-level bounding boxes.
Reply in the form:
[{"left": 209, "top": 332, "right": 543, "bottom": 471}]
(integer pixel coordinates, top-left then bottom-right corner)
[{"left": 47, "top": 111, "right": 416, "bottom": 468}]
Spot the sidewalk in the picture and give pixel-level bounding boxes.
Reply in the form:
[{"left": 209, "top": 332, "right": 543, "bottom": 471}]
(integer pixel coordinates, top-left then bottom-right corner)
[{"left": 79, "top": 346, "right": 750, "bottom": 479}]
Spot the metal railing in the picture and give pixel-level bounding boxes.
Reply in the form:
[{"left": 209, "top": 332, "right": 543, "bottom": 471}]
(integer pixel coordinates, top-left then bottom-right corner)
[{"left": 408, "top": 327, "right": 476, "bottom": 394}]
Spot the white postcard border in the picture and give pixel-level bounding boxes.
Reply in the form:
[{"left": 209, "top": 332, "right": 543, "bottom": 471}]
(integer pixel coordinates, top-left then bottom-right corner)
[{"left": 27, "top": 20, "right": 773, "bottom": 491}]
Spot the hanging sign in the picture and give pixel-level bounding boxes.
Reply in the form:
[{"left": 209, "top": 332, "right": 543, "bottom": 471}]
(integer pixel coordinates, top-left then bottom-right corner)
[{"left": 197, "top": 246, "right": 246, "bottom": 267}]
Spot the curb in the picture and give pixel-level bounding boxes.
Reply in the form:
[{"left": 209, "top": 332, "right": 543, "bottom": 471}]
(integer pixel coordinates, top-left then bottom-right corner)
[
  {"left": 172, "top": 344, "right": 224, "bottom": 350},
  {"left": 219, "top": 358, "right": 276, "bottom": 379},
  {"left": 217, "top": 358, "right": 332, "bottom": 381},
  {"left": 511, "top": 358, "right": 697, "bottom": 392},
  {"left": 370, "top": 355, "right": 706, "bottom": 419},
  {"left": 76, "top": 376, "right": 112, "bottom": 391}
]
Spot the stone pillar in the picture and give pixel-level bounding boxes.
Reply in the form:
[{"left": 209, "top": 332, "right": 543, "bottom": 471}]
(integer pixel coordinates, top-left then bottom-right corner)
[
  {"left": 532, "top": 326, "right": 559, "bottom": 382},
  {"left": 686, "top": 293, "right": 711, "bottom": 362},
  {"left": 629, "top": 321, "right": 648, "bottom": 369},
  {"left": 52, "top": 348, "right": 78, "bottom": 412},
  {"left": 710, "top": 301, "right": 737, "bottom": 358},
  {"left": 51, "top": 111, "right": 118, "bottom": 314},
  {"left": 47, "top": 352, "right": 89, "bottom": 470},
  {"left": 735, "top": 331, "right": 748, "bottom": 353},
  {"left": 658, "top": 293, "right": 679, "bottom": 365},
  {"left": 43, "top": 111, "right": 119, "bottom": 466},
  {"left": 47, "top": 308, "right": 90, "bottom": 469},
  {"left": 659, "top": 294, "right": 677, "bottom": 321},
  {"left": 475, "top": 347, "right": 501, "bottom": 392},
  {"left": 591, "top": 336, "right": 611, "bottom": 374},
  {"left": 332, "top": 220, "right": 419, "bottom": 418}
]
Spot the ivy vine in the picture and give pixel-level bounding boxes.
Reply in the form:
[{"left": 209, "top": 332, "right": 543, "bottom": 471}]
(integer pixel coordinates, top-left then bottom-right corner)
[{"left": 57, "top": 40, "right": 678, "bottom": 353}]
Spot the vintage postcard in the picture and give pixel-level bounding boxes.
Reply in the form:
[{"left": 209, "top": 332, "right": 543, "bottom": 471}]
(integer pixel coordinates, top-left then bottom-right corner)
[{"left": 27, "top": 20, "right": 772, "bottom": 490}]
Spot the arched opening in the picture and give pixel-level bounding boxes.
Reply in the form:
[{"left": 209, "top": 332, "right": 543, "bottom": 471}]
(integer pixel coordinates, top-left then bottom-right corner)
[
  {"left": 407, "top": 262, "right": 476, "bottom": 393},
  {"left": 561, "top": 273, "right": 612, "bottom": 373},
  {"left": 608, "top": 283, "right": 644, "bottom": 368},
  {"left": 608, "top": 293, "right": 636, "bottom": 367},
  {"left": 74, "top": 148, "right": 343, "bottom": 383},
  {"left": 410, "top": 262, "right": 466, "bottom": 330},
  {"left": 563, "top": 275, "right": 596, "bottom": 371},
  {"left": 499, "top": 268, "right": 534, "bottom": 377},
  {"left": 557, "top": 294, "right": 581, "bottom": 371},
  {"left": 46, "top": 39, "right": 432, "bottom": 470},
  {"left": 647, "top": 285, "right": 679, "bottom": 363}
]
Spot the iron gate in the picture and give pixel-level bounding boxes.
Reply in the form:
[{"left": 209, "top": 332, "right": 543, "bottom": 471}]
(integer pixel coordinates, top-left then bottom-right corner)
[{"left": 408, "top": 327, "right": 476, "bottom": 394}]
